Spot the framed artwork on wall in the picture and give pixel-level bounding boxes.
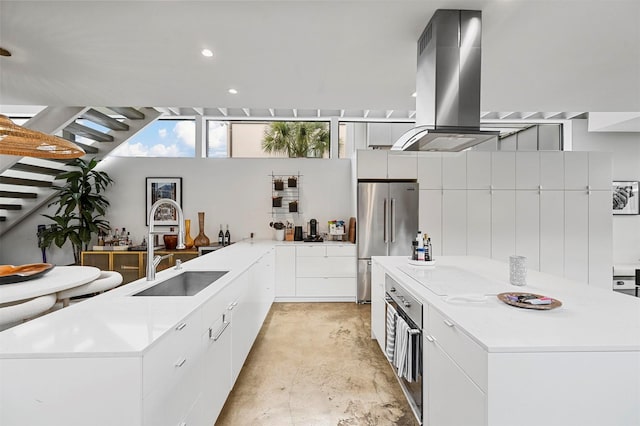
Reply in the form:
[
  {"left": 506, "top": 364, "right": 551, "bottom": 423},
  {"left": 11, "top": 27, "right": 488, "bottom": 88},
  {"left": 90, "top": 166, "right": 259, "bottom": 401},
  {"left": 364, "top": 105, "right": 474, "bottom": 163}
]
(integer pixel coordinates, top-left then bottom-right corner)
[
  {"left": 146, "top": 177, "right": 183, "bottom": 225},
  {"left": 612, "top": 181, "right": 639, "bottom": 215}
]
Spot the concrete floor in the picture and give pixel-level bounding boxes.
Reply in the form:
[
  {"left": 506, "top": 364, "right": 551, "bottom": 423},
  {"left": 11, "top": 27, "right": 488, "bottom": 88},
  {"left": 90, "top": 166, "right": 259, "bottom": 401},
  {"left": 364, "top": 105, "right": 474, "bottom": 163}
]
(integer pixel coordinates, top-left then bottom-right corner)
[{"left": 216, "top": 302, "right": 419, "bottom": 426}]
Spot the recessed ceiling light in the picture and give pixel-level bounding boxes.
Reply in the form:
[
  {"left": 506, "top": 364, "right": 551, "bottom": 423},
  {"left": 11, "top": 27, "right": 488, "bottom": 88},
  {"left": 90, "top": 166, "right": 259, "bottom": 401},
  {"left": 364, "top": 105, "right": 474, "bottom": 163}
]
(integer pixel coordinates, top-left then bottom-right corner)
[
  {"left": 228, "top": 88, "right": 238, "bottom": 95},
  {"left": 201, "top": 48, "right": 213, "bottom": 57},
  {"left": 411, "top": 92, "right": 417, "bottom": 97}
]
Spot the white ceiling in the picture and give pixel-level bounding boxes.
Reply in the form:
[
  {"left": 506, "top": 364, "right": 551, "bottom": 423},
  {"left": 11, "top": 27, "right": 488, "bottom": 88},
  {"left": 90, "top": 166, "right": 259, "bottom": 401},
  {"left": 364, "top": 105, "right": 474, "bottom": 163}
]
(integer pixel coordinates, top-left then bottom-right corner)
[{"left": 0, "top": 0, "right": 639, "bottom": 126}]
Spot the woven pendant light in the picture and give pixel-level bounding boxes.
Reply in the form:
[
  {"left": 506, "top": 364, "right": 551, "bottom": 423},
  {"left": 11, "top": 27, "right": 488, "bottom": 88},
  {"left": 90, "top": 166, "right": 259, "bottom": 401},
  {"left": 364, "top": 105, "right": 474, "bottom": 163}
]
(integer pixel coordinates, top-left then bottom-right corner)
[{"left": 0, "top": 114, "right": 85, "bottom": 159}]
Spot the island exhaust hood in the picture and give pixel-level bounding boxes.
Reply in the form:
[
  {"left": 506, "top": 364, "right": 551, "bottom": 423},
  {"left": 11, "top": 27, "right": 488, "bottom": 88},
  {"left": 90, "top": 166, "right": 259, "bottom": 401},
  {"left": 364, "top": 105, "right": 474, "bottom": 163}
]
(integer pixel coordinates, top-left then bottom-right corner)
[{"left": 392, "top": 9, "right": 498, "bottom": 152}]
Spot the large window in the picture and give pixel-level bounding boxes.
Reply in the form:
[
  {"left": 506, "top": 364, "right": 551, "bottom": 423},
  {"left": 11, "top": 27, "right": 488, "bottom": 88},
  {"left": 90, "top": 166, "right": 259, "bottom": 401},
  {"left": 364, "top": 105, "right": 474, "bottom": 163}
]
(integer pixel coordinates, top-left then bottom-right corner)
[
  {"left": 207, "top": 120, "right": 331, "bottom": 158},
  {"left": 111, "top": 119, "right": 196, "bottom": 157}
]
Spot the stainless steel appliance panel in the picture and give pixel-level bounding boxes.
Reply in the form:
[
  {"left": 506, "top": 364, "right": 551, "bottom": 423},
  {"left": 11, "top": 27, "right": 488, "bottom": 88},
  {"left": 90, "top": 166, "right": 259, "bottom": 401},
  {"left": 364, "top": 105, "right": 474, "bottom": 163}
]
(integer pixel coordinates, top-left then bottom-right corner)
[
  {"left": 357, "top": 182, "right": 390, "bottom": 258},
  {"left": 357, "top": 259, "right": 371, "bottom": 303},
  {"left": 388, "top": 182, "right": 419, "bottom": 257}
]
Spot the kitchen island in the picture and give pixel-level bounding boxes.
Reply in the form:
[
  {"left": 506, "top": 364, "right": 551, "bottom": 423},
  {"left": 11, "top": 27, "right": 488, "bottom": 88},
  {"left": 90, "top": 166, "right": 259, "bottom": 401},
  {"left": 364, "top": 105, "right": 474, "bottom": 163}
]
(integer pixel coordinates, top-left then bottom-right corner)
[
  {"left": 0, "top": 240, "right": 276, "bottom": 426},
  {"left": 372, "top": 256, "right": 640, "bottom": 426}
]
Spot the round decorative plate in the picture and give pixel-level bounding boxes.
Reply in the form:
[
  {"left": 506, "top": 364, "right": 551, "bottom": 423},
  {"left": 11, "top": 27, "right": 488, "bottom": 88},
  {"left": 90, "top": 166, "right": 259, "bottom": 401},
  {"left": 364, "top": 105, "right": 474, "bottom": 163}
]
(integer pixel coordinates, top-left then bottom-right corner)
[
  {"left": 0, "top": 263, "right": 55, "bottom": 285},
  {"left": 497, "top": 292, "right": 562, "bottom": 310}
]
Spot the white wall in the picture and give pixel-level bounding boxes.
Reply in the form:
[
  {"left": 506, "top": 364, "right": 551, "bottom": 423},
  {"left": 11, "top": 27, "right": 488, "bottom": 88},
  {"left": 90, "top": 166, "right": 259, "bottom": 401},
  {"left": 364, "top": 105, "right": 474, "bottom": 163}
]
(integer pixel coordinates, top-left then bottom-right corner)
[
  {"left": 0, "top": 157, "right": 353, "bottom": 265},
  {"left": 571, "top": 119, "right": 640, "bottom": 264}
]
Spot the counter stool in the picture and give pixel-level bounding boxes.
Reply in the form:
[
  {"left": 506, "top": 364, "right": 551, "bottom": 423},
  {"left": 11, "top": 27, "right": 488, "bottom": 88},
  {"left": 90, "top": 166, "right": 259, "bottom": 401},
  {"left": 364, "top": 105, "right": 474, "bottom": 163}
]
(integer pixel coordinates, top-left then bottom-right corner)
[
  {"left": 56, "top": 270, "right": 123, "bottom": 308},
  {"left": 0, "top": 294, "right": 57, "bottom": 331}
]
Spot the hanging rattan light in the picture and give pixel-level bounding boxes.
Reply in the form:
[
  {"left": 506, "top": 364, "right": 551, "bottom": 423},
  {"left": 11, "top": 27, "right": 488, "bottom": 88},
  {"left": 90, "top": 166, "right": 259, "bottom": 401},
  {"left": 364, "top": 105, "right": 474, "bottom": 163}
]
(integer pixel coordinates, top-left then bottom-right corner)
[{"left": 0, "top": 114, "right": 85, "bottom": 159}]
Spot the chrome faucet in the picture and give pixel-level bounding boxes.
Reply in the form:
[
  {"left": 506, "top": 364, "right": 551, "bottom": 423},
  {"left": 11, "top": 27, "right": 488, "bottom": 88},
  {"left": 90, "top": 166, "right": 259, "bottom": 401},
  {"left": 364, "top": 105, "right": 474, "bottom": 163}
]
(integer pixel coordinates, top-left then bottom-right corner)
[{"left": 147, "top": 198, "right": 185, "bottom": 281}]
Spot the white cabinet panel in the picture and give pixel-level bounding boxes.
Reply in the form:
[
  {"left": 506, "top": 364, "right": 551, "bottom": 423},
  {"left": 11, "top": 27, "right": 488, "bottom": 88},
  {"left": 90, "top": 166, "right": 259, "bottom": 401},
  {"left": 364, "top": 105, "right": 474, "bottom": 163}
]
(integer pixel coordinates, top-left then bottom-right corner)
[
  {"left": 589, "top": 152, "right": 613, "bottom": 190},
  {"left": 540, "top": 152, "right": 564, "bottom": 190},
  {"left": 417, "top": 153, "right": 442, "bottom": 189},
  {"left": 589, "top": 190, "right": 613, "bottom": 289},
  {"left": 419, "top": 189, "right": 442, "bottom": 257},
  {"left": 442, "top": 190, "right": 467, "bottom": 255},
  {"left": 201, "top": 315, "right": 232, "bottom": 424},
  {"left": 326, "top": 244, "right": 356, "bottom": 257},
  {"left": 515, "top": 152, "right": 540, "bottom": 190},
  {"left": 296, "top": 277, "right": 354, "bottom": 297},
  {"left": 371, "top": 261, "right": 385, "bottom": 353},
  {"left": 491, "top": 152, "right": 516, "bottom": 189},
  {"left": 564, "top": 152, "right": 589, "bottom": 190},
  {"left": 564, "top": 191, "right": 589, "bottom": 282},
  {"left": 515, "top": 190, "right": 540, "bottom": 271},
  {"left": 540, "top": 191, "right": 565, "bottom": 277},
  {"left": 275, "top": 245, "right": 296, "bottom": 297},
  {"left": 296, "top": 245, "right": 325, "bottom": 257},
  {"left": 442, "top": 153, "right": 467, "bottom": 189},
  {"left": 388, "top": 152, "right": 417, "bottom": 179},
  {"left": 296, "top": 256, "right": 356, "bottom": 277},
  {"left": 467, "top": 190, "right": 491, "bottom": 258},
  {"left": 357, "top": 150, "right": 387, "bottom": 179},
  {"left": 467, "top": 151, "right": 491, "bottom": 189},
  {"left": 491, "top": 190, "right": 516, "bottom": 263}
]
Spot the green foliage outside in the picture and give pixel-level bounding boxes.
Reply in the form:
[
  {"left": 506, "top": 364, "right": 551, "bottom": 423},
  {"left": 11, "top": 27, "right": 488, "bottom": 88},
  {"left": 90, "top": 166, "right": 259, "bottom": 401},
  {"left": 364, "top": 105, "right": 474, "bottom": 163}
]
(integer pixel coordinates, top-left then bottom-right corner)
[{"left": 262, "top": 121, "right": 330, "bottom": 158}]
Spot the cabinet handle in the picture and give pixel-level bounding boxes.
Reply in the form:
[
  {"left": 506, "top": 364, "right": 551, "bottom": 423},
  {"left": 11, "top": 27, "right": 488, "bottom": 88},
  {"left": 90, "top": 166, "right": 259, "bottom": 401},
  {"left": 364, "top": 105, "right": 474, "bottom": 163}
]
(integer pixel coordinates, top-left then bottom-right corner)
[
  {"left": 210, "top": 318, "right": 231, "bottom": 342},
  {"left": 425, "top": 335, "right": 435, "bottom": 342},
  {"left": 443, "top": 319, "right": 454, "bottom": 327},
  {"left": 175, "top": 358, "right": 187, "bottom": 368},
  {"left": 175, "top": 322, "right": 187, "bottom": 331}
]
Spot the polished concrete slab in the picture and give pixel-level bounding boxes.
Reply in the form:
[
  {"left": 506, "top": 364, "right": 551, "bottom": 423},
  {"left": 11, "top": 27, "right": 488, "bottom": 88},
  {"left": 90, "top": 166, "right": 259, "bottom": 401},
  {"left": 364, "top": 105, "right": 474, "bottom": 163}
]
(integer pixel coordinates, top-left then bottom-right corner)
[{"left": 216, "top": 302, "right": 419, "bottom": 426}]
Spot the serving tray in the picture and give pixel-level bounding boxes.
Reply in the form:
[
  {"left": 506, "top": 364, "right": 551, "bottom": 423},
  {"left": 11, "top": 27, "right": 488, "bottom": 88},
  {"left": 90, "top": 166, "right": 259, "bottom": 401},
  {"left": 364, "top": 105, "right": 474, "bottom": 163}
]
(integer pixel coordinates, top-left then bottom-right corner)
[
  {"left": 497, "top": 292, "right": 562, "bottom": 310},
  {"left": 0, "top": 263, "right": 55, "bottom": 285}
]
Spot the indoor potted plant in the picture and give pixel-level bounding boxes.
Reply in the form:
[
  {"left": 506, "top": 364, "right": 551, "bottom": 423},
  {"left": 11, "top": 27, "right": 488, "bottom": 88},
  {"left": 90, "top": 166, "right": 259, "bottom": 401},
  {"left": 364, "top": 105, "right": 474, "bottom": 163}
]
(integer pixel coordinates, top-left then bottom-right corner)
[
  {"left": 269, "top": 221, "right": 286, "bottom": 241},
  {"left": 272, "top": 196, "right": 283, "bottom": 207},
  {"left": 42, "top": 157, "right": 114, "bottom": 264},
  {"left": 273, "top": 178, "right": 284, "bottom": 191}
]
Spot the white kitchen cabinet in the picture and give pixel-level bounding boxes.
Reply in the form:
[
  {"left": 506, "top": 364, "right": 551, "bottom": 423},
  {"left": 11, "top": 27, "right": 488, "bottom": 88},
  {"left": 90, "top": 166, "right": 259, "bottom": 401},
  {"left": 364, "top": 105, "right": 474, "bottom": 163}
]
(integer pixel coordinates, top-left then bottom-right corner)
[
  {"left": 230, "top": 271, "right": 251, "bottom": 383},
  {"left": 442, "top": 153, "right": 467, "bottom": 189},
  {"left": 419, "top": 190, "right": 442, "bottom": 257},
  {"left": 540, "top": 151, "right": 564, "bottom": 190},
  {"left": 588, "top": 190, "right": 613, "bottom": 288},
  {"left": 588, "top": 152, "right": 612, "bottom": 190},
  {"left": 388, "top": 152, "right": 418, "bottom": 179},
  {"left": 370, "top": 261, "right": 386, "bottom": 354},
  {"left": 442, "top": 190, "right": 467, "bottom": 255},
  {"left": 417, "top": 152, "right": 442, "bottom": 189},
  {"left": 515, "top": 190, "right": 540, "bottom": 271},
  {"left": 201, "top": 312, "right": 233, "bottom": 423},
  {"left": 539, "top": 191, "right": 565, "bottom": 277},
  {"left": 467, "top": 151, "right": 491, "bottom": 190},
  {"left": 515, "top": 151, "right": 540, "bottom": 190},
  {"left": 564, "top": 190, "right": 589, "bottom": 283},
  {"left": 356, "top": 149, "right": 417, "bottom": 179},
  {"left": 295, "top": 244, "right": 356, "bottom": 300},
  {"left": 491, "top": 152, "right": 516, "bottom": 190},
  {"left": 564, "top": 151, "right": 589, "bottom": 190},
  {"left": 466, "top": 190, "right": 491, "bottom": 258},
  {"left": 275, "top": 245, "right": 296, "bottom": 297},
  {"left": 366, "top": 122, "right": 413, "bottom": 148},
  {"left": 491, "top": 190, "right": 516, "bottom": 263}
]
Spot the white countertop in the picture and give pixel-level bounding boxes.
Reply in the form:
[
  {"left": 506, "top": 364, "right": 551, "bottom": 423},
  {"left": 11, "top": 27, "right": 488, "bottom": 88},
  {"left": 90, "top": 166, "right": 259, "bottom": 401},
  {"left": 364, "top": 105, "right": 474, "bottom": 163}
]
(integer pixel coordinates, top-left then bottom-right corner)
[
  {"left": 0, "top": 241, "right": 274, "bottom": 358},
  {"left": 375, "top": 256, "right": 640, "bottom": 353}
]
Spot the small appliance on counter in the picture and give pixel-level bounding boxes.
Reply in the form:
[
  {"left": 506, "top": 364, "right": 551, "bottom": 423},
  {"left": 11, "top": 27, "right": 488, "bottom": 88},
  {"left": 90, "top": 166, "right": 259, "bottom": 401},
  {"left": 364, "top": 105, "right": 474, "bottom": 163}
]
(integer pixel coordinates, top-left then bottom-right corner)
[{"left": 303, "top": 218, "right": 323, "bottom": 242}]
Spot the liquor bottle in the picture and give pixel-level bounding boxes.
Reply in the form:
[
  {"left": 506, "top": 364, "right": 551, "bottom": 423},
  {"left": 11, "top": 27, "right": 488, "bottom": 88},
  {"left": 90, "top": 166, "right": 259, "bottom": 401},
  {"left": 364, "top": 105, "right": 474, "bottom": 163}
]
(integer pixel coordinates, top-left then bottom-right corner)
[
  {"left": 218, "top": 225, "right": 224, "bottom": 246},
  {"left": 224, "top": 225, "right": 231, "bottom": 246}
]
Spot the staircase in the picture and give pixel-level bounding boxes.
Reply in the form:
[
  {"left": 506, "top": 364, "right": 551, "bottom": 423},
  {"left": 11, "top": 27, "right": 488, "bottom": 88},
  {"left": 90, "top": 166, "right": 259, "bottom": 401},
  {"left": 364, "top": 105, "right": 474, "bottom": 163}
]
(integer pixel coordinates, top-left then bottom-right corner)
[{"left": 0, "top": 106, "right": 162, "bottom": 237}]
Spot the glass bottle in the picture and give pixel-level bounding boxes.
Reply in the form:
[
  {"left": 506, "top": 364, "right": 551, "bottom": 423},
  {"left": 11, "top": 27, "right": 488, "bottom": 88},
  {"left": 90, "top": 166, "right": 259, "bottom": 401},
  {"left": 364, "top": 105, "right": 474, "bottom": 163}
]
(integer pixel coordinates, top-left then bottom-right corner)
[
  {"left": 224, "top": 225, "right": 231, "bottom": 246},
  {"left": 218, "top": 224, "right": 224, "bottom": 246}
]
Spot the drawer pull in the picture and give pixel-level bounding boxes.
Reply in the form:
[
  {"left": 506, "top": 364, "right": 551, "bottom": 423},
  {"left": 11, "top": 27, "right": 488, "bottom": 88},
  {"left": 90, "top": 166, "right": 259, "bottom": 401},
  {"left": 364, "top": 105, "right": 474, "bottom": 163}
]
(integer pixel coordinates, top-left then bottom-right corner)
[
  {"left": 175, "top": 322, "right": 187, "bottom": 331},
  {"left": 616, "top": 281, "right": 625, "bottom": 286},
  {"left": 210, "top": 318, "right": 231, "bottom": 342},
  {"left": 425, "top": 335, "right": 435, "bottom": 342},
  {"left": 175, "top": 358, "right": 187, "bottom": 368},
  {"left": 443, "top": 319, "right": 455, "bottom": 327}
]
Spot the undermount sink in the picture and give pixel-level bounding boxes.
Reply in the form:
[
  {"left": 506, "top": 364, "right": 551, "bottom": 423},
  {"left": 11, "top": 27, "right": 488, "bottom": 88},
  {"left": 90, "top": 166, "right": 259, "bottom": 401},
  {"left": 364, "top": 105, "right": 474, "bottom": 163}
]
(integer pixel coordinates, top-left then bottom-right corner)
[{"left": 132, "top": 271, "right": 229, "bottom": 297}]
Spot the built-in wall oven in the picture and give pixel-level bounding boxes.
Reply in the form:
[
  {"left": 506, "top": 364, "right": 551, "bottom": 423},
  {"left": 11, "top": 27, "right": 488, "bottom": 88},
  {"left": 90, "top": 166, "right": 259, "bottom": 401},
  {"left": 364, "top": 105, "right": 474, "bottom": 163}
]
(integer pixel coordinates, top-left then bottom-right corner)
[{"left": 384, "top": 274, "right": 423, "bottom": 424}]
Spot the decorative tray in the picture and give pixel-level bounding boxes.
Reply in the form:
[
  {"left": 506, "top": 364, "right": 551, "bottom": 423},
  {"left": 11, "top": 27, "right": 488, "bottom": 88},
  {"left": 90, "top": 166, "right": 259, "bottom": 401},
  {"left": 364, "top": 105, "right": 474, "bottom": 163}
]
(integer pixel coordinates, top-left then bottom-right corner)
[
  {"left": 0, "top": 263, "right": 55, "bottom": 285},
  {"left": 497, "top": 292, "right": 562, "bottom": 310}
]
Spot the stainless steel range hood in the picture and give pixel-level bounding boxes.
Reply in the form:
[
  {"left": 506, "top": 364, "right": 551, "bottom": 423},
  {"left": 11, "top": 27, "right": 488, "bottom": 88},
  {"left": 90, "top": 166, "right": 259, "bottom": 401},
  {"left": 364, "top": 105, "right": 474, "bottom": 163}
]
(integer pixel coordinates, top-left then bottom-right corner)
[{"left": 392, "top": 9, "right": 498, "bottom": 152}]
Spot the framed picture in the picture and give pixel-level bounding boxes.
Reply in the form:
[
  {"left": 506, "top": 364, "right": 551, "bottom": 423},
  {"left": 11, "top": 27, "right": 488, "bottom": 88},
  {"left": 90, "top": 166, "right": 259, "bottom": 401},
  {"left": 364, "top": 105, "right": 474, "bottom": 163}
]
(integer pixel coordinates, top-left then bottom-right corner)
[
  {"left": 612, "top": 181, "right": 639, "bottom": 215},
  {"left": 146, "top": 177, "right": 183, "bottom": 225}
]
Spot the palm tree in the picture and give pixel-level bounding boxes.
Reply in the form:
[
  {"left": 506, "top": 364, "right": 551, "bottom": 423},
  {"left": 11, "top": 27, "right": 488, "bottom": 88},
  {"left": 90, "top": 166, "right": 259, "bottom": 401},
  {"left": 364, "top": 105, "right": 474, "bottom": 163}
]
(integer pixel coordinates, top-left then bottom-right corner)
[{"left": 262, "top": 122, "right": 330, "bottom": 158}]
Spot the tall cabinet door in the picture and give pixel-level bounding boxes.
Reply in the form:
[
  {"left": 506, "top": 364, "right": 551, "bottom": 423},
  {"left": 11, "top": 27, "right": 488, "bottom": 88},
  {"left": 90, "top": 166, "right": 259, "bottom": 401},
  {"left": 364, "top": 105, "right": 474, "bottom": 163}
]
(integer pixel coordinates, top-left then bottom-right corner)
[
  {"left": 589, "top": 190, "right": 613, "bottom": 289},
  {"left": 540, "top": 191, "right": 565, "bottom": 277},
  {"left": 515, "top": 190, "right": 540, "bottom": 270},
  {"left": 420, "top": 190, "right": 443, "bottom": 257},
  {"left": 467, "top": 190, "right": 491, "bottom": 258},
  {"left": 389, "top": 182, "right": 419, "bottom": 256},
  {"left": 564, "top": 191, "right": 589, "bottom": 283},
  {"left": 357, "top": 183, "right": 389, "bottom": 258},
  {"left": 491, "top": 190, "right": 516, "bottom": 263},
  {"left": 442, "top": 190, "right": 467, "bottom": 255}
]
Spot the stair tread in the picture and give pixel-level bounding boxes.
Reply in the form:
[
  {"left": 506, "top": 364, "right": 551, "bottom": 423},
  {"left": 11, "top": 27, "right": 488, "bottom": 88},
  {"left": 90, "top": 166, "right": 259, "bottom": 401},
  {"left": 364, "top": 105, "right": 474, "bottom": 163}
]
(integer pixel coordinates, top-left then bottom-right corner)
[
  {"left": 107, "top": 107, "right": 145, "bottom": 120},
  {"left": 12, "top": 163, "right": 66, "bottom": 176},
  {"left": 0, "top": 191, "right": 37, "bottom": 199},
  {"left": 82, "top": 109, "right": 130, "bottom": 131},
  {"left": 65, "top": 122, "right": 114, "bottom": 142},
  {"left": 0, "top": 176, "right": 53, "bottom": 188},
  {"left": 0, "top": 204, "right": 22, "bottom": 210}
]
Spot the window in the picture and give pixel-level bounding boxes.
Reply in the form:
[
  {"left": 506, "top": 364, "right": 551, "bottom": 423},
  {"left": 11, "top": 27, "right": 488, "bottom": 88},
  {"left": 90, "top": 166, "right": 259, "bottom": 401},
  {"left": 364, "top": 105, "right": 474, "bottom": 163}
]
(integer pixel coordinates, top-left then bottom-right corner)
[
  {"left": 111, "top": 119, "right": 196, "bottom": 157},
  {"left": 206, "top": 120, "right": 331, "bottom": 158}
]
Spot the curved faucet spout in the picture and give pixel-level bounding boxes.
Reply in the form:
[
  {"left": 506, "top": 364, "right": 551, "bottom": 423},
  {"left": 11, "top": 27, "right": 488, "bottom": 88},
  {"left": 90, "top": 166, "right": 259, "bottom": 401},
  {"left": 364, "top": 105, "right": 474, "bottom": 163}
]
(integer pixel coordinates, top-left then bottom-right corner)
[{"left": 147, "top": 198, "right": 185, "bottom": 280}]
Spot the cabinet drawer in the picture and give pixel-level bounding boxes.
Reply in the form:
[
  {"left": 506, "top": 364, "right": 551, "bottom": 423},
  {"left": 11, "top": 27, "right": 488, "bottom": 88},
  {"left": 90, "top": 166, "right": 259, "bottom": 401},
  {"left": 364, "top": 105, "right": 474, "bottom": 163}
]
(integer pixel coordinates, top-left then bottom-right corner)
[
  {"left": 296, "top": 257, "right": 356, "bottom": 278},
  {"left": 428, "top": 308, "right": 487, "bottom": 392},
  {"left": 297, "top": 277, "right": 355, "bottom": 297},
  {"left": 143, "top": 311, "right": 202, "bottom": 397},
  {"left": 201, "top": 283, "right": 240, "bottom": 330},
  {"left": 326, "top": 244, "right": 356, "bottom": 257},
  {"left": 296, "top": 245, "right": 326, "bottom": 257}
]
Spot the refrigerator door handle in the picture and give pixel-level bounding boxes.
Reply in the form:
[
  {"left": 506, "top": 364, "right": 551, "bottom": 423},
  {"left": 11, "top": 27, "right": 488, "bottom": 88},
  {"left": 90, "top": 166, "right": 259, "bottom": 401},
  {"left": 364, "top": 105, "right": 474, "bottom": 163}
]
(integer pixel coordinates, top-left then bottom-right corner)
[
  {"left": 390, "top": 198, "right": 396, "bottom": 243},
  {"left": 383, "top": 198, "right": 388, "bottom": 243}
]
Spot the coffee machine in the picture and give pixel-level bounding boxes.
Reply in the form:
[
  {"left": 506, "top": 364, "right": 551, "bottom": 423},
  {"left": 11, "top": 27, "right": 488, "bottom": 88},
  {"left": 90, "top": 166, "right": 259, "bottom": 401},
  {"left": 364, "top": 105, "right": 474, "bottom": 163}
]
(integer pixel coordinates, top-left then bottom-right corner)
[{"left": 304, "top": 218, "right": 323, "bottom": 242}]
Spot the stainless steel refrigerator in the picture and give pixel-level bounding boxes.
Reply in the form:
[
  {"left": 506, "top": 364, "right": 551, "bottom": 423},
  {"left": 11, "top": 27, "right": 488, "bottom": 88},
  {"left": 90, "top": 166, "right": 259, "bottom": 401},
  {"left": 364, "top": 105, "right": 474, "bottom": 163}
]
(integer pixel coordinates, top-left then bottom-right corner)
[{"left": 357, "top": 181, "right": 419, "bottom": 302}]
